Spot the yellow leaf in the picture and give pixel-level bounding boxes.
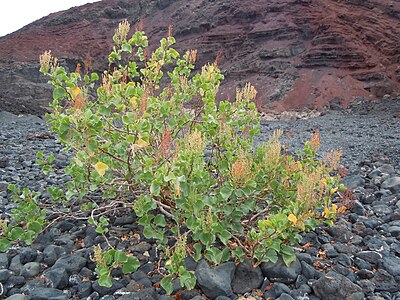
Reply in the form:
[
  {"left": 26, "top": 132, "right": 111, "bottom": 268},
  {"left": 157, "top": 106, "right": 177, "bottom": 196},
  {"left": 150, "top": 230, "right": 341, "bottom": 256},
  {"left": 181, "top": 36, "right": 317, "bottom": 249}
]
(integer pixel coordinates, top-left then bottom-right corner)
[
  {"left": 330, "top": 187, "right": 338, "bottom": 195},
  {"left": 323, "top": 206, "right": 329, "bottom": 217},
  {"left": 94, "top": 162, "right": 109, "bottom": 176},
  {"left": 70, "top": 87, "right": 81, "bottom": 99},
  {"left": 332, "top": 204, "right": 338, "bottom": 212},
  {"left": 288, "top": 213, "right": 297, "bottom": 224},
  {"left": 130, "top": 96, "right": 137, "bottom": 107},
  {"left": 337, "top": 205, "right": 347, "bottom": 214},
  {"left": 131, "top": 138, "right": 149, "bottom": 151}
]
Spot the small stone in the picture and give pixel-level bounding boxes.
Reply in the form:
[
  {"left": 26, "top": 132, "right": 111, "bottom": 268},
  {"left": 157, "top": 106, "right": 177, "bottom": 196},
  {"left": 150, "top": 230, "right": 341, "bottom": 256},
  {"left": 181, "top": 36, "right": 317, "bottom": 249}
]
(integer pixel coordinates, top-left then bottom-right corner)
[
  {"left": 19, "top": 248, "right": 37, "bottom": 264},
  {"left": 0, "top": 269, "right": 11, "bottom": 283},
  {"left": 0, "top": 253, "right": 9, "bottom": 269},
  {"left": 301, "top": 261, "right": 317, "bottom": 279},
  {"left": 20, "top": 262, "right": 40, "bottom": 278},
  {"left": 5, "top": 295, "right": 28, "bottom": 300},
  {"left": 126, "top": 288, "right": 157, "bottom": 300},
  {"left": 381, "top": 256, "right": 400, "bottom": 277},
  {"left": 0, "top": 157, "right": 9, "bottom": 168},
  {"left": 20, "top": 279, "right": 46, "bottom": 294},
  {"left": 356, "top": 279, "right": 376, "bottom": 294},
  {"left": 351, "top": 200, "right": 366, "bottom": 216},
  {"left": 356, "top": 269, "right": 374, "bottom": 280},
  {"left": 388, "top": 226, "right": 400, "bottom": 236},
  {"left": 9, "top": 255, "right": 23, "bottom": 274},
  {"left": 261, "top": 257, "right": 301, "bottom": 284},
  {"left": 77, "top": 281, "right": 92, "bottom": 298},
  {"left": 43, "top": 245, "right": 66, "bottom": 267},
  {"left": 195, "top": 260, "right": 235, "bottom": 299},
  {"left": 231, "top": 259, "right": 264, "bottom": 294},
  {"left": 311, "top": 271, "right": 364, "bottom": 300},
  {"left": 377, "top": 164, "right": 395, "bottom": 175},
  {"left": 43, "top": 268, "right": 69, "bottom": 289},
  {"left": 355, "top": 251, "right": 382, "bottom": 265},
  {"left": 28, "top": 287, "right": 68, "bottom": 300},
  {"left": 130, "top": 242, "right": 152, "bottom": 253},
  {"left": 276, "top": 293, "right": 295, "bottom": 300},
  {"left": 126, "top": 280, "right": 143, "bottom": 292},
  {"left": 342, "top": 175, "right": 365, "bottom": 190},
  {"left": 113, "top": 216, "right": 135, "bottom": 226},
  {"left": 372, "top": 204, "right": 392, "bottom": 217},
  {"left": 52, "top": 253, "right": 86, "bottom": 275},
  {"left": 381, "top": 176, "right": 400, "bottom": 193},
  {"left": 327, "top": 221, "right": 352, "bottom": 243},
  {"left": 371, "top": 269, "right": 399, "bottom": 292},
  {"left": 92, "top": 279, "right": 125, "bottom": 296},
  {"left": 264, "top": 282, "right": 291, "bottom": 299},
  {"left": 6, "top": 275, "right": 26, "bottom": 288}
]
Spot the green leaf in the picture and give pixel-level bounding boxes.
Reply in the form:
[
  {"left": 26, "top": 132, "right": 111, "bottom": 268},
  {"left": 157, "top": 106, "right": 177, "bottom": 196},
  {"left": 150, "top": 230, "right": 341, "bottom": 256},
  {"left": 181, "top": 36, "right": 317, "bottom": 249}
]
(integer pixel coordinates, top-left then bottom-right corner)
[
  {"left": 122, "top": 256, "right": 140, "bottom": 274},
  {"left": 98, "top": 273, "right": 112, "bottom": 288},
  {"left": 199, "top": 232, "right": 212, "bottom": 246},
  {"left": 27, "top": 221, "right": 42, "bottom": 234},
  {"left": 9, "top": 227, "right": 24, "bottom": 241},
  {"left": 91, "top": 73, "right": 99, "bottom": 81},
  {"left": 0, "top": 238, "right": 11, "bottom": 252},
  {"left": 264, "top": 249, "right": 278, "bottom": 264},
  {"left": 193, "top": 243, "right": 202, "bottom": 261},
  {"left": 53, "top": 87, "right": 66, "bottom": 100},
  {"left": 219, "top": 230, "right": 231, "bottom": 245},
  {"left": 150, "top": 182, "right": 160, "bottom": 196},
  {"left": 154, "top": 214, "right": 166, "bottom": 227},
  {"left": 282, "top": 252, "right": 296, "bottom": 267},
  {"left": 114, "top": 250, "right": 128, "bottom": 264},
  {"left": 180, "top": 270, "right": 196, "bottom": 290},
  {"left": 220, "top": 185, "right": 233, "bottom": 200},
  {"left": 160, "top": 276, "right": 173, "bottom": 295}
]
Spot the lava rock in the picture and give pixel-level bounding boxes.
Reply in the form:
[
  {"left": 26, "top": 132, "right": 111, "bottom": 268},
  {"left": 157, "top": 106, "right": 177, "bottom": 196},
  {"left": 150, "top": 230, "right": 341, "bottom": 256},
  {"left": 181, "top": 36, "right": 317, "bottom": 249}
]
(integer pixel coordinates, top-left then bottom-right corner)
[
  {"left": 28, "top": 287, "right": 68, "bottom": 300},
  {"left": 342, "top": 175, "right": 365, "bottom": 190},
  {"left": 20, "top": 262, "right": 40, "bottom": 278},
  {"left": 0, "top": 253, "right": 9, "bottom": 269},
  {"left": 231, "top": 259, "right": 264, "bottom": 294},
  {"left": 195, "top": 260, "right": 235, "bottom": 299},
  {"left": 312, "top": 271, "right": 364, "bottom": 300},
  {"left": 381, "top": 176, "right": 400, "bottom": 193},
  {"left": 121, "top": 288, "right": 158, "bottom": 300},
  {"left": 0, "top": 269, "right": 11, "bottom": 283},
  {"left": 43, "top": 268, "right": 69, "bottom": 289},
  {"left": 371, "top": 269, "right": 399, "bottom": 292},
  {"left": 52, "top": 253, "right": 86, "bottom": 275},
  {"left": 260, "top": 257, "right": 301, "bottom": 284},
  {"left": 263, "top": 282, "right": 291, "bottom": 299},
  {"left": 381, "top": 256, "right": 400, "bottom": 277},
  {"left": 92, "top": 279, "right": 125, "bottom": 296},
  {"left": 43, "top": 245, "right": 66, "bottom": 267},
  {"left": 77, "top": 281, "right": 93, "bottom": 298},
  {"left": 19, "top": 248, "right": 37, "bottom": 264},
  {"left": 5, "top": 295, "right": 28, "bottom": 300},
  {"left": 9, "top": 255, "right": 23, "bottom": 274},
  {"left": 355, "top": 251, "right": 382, "bottom": 265}
]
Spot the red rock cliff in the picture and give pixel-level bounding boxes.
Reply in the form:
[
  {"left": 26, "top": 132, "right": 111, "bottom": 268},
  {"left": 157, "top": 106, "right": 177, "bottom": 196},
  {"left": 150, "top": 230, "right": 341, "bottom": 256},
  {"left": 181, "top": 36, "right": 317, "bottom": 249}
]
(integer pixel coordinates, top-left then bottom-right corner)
[{"left": 0, "top": 0, "right": 399, "bottom": 114}]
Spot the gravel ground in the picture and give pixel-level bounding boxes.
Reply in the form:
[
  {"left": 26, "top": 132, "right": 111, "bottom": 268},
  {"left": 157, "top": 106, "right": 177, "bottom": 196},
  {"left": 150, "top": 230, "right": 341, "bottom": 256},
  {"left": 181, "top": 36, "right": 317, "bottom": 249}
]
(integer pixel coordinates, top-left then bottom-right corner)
[{"left": 0, "top": 97, "right": 399, "bottom": 300}]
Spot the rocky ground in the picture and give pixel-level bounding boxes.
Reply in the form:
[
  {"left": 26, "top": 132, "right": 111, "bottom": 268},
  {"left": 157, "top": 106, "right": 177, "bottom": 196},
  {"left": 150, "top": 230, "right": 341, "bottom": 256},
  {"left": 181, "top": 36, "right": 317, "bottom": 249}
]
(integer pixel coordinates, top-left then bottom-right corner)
[{"left": 0, "top": 97, "right": 400, "bottom": 300}]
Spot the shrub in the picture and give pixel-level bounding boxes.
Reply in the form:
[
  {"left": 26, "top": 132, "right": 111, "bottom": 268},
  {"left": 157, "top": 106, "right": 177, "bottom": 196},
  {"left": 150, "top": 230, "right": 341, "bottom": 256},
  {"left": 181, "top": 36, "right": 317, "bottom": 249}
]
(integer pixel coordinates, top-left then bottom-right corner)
[{"left": 35, "top": 20, "right": 343, "bottom": 292}]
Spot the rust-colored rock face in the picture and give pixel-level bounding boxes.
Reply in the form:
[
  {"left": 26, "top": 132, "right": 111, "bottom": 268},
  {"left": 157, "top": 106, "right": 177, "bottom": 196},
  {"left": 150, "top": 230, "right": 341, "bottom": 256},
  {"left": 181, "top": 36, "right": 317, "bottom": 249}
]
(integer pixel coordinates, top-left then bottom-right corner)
[{"left": 0, "top": 0, "right": 399, "bottom": 114}]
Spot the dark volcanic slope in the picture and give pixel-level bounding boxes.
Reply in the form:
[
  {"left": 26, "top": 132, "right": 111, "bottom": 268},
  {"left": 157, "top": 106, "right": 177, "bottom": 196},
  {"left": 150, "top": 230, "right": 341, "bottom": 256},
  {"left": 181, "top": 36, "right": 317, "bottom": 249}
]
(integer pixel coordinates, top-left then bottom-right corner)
[{"left": 0, "top": 0, "right": 399, "bottom": 115}]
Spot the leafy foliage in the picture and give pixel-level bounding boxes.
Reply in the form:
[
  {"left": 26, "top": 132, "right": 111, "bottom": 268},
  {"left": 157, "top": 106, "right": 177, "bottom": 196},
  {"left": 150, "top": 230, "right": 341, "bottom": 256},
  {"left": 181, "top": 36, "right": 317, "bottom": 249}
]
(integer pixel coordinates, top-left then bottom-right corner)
[
  {"left": 36, "top": 21, "right": 343, "bottom": 292},
  {"left": 0, "top": 185, "right": 47, "bottom": 250}
]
